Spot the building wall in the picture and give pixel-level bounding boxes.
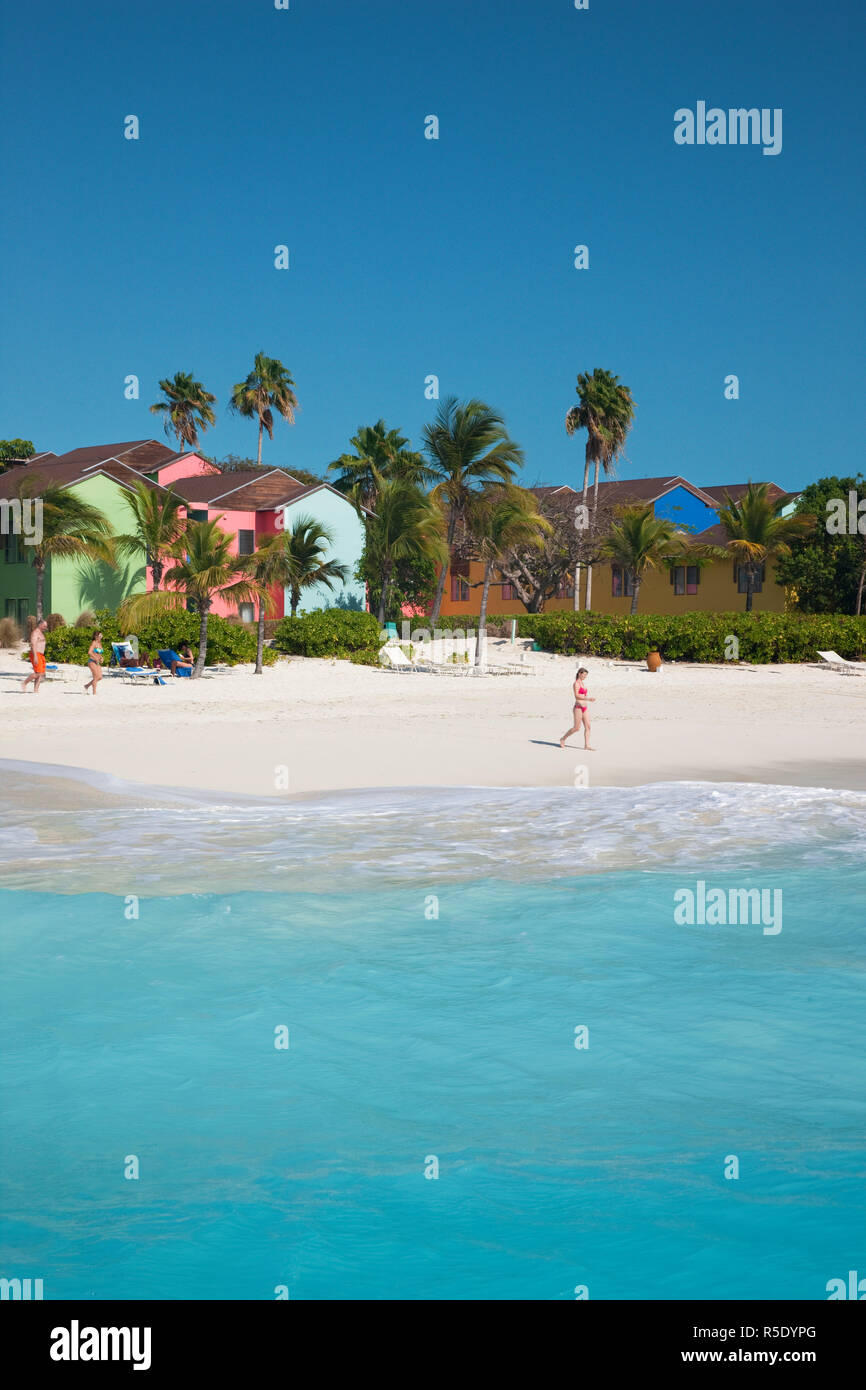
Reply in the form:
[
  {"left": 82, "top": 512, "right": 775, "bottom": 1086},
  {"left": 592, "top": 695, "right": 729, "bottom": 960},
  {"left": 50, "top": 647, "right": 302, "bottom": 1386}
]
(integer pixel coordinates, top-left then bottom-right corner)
[
  {"left": 438, "top": 556, "right": 786, "bottom": 618},
  {"left": 152, "top": 454, "right": 218, "bottom": 486},
  {"left": 279, "top": 488, "right": 366, "bottom": 615},
  {"left": 180, "top": 506, "right": 258, "bottom": 617},
  {"left": 48, "top": 475, "right": 146, "bottom": 622},
  {"left": 652, "top": 485, "right": 718, "bottom": 533},
  {"left": 0, "top": 531, "right": 39, "bottom": 623}
]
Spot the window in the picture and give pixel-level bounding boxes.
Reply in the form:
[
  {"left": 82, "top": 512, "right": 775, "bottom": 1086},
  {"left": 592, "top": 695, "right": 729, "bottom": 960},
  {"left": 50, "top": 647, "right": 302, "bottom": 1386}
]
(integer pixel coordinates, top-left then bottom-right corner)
[
  {"left": 238, "top": 603, "right": 255, "bottom": 623},
  {"left": 671, "top": 565, "right": 700, "bottom": 596},
  {"left": 555, "top": 576, "right": 571, "bottom": 598},
  {"left": 450, "top": 562, "right": 469, "bottom": 602},
  {"left": 501, "top": 581, "right": 516, "bottom": 600},
  {"left": 237, "top": 529, "right": 255, "bottom": 556},
  {"left": 2, "top": 532, "right": 22, "bottom": 564},
  {"left": 611, "top": 565, "right": 635, "bottom": 597},
  {"left": 189, "top": 509, "right": 208, "bottom": 523},
  {"left": 735, "top": 563, "right": 764, "bottom": 594},
  {"left": 5, "top": 597, "right": 30, "bottom": 627}
]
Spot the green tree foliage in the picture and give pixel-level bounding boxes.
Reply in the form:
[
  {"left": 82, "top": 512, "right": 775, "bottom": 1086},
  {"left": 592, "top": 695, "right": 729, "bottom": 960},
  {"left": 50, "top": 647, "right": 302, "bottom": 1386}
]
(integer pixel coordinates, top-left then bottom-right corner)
[
  {"left": 565, "top": 368, "right": 636, "bottom": 609},
  {"left": 150, "top": 372, "right": 217, "bottom": 453},
  {"left": 11, "top": 478, "right": 115, "bottom": 619},
  {"left": 717, "top": 483, "right": 816, "bottom": 612},
  {"left": 598, "top": 506, "right": 687, "bottom": 614},
  {"left": 0, "top": 439, "right": 36, "bottom": 470},
  {"left": 328, "top": 420, "right": 430, "bottom": 510},
  {"left": 424, "top": 397, "right": 524, "bottom": 622},
  {"left": 119, "top": 520, "right": 264, "bottom": 676},
  {"left": 774, "top": 476, "right": 866, "bottom": 613},
  {"left": 113, "top": 481, "right": 187, "bottom": 589},
  {"left": 228, "top": 353, "right": 298, "bottom": 466}
]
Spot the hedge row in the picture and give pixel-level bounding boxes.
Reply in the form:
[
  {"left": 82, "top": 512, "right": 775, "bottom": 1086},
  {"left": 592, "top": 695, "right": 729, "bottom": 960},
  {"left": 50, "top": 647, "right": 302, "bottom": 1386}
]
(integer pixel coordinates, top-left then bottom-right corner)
[
  {"left": 272, "top": 609, "right": 382, "bottom": 663},
  {"left": 44, "top": 608, "right": 276, "bottom": 666},
  {"left": 511, "top": 612, "right": 866, "bottom": 663}
]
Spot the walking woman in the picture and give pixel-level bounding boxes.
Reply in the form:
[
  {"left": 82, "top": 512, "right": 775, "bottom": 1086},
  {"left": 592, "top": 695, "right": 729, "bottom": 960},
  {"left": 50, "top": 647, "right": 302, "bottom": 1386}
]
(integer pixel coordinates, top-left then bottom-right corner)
[
  {"left": 84, "top": 629, "right": 104, "bottom": 695},
  {"left": 560, "top": 667, "right": 595, "bottom": 750}
]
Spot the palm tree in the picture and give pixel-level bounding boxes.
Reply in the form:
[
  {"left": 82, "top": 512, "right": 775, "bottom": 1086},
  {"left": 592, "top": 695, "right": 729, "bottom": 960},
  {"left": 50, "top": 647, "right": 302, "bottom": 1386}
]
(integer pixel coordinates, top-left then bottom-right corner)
[
  {"left": 362, "top": 477, "right": 447, "bottom": 625},
  {"left": 565, "top": 368, "right": 636, "bottom": 610},
  {"left": 423, "top": 397, "right": 524, "bottom": 623},
  {"left": 598, "top": 506, "right": 686, "bottom": 615},
  {"left": 328, "top": 420, "right": 431, "bottom": 510},
  {"left": 14, "top": 479, "right": 115, "bottom": 620},
  {"left": 279, "top": 514, "right": 349, "bottom": 618},
  {"left": 113, "top": 481, "right": 187, "bottom": 590},
  {"left": 468, "top": 486, "right": 552, "bottom": 666},
  {"left": 118, "top": 520, "right": 266, "bottom": 677},
  {"left": 242, "top": 531, "right": 302, "bottom": 674},
  {"left": 229, "top": 353, "right": 298, "bottom": 466},
  {"left": 150, "top": 372, "right": 217, "bottom": 454},
  {"left": 717, "top": 483, "right": 815, "bottom": 612}
]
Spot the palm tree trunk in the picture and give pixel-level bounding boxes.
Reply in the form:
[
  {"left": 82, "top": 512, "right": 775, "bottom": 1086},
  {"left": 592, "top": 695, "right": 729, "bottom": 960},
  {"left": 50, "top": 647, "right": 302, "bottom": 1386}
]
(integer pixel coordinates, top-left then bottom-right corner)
[
  {"left": 745, "top": 568, "right": 755, "bottom": 613},
  {"left": 291, "top": 587, "right": 299, "bottom": 618},
  {"left": 255, "top": 601, "right": 265, "bottom": 675},
  {"left": 475, "top": 561, "right": 492, "bottom": 667},
  {"left": 630, "top": 576, "right": 641, "bottom": 616},
  {"left": 430, "top": 511, "right": 457, "bottom": 623},
  {"left": 574, "top": 452, "right": 592, "bottom": 611},
  {"left": 377, "top": 566, "right": 392, "bottom": 626},
  {"left": 194, "top": 606, "right": 209, "bottom": 678},
  {"left": 257, "top": 419, "right": 263, "bottom": 467},
  {"left": 585, "top": 460, "right": 601, "bottom": 611},
  {"left": 35, "top": 560, "right": 45, "bottom": 622},
  {"left": 856, "top": 555, "right": 866, "bottom": 616}
]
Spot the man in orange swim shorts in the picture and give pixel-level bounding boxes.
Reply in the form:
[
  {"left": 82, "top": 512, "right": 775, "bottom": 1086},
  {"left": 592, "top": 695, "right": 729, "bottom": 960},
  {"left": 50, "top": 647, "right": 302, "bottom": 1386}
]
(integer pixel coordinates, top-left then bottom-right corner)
[{"left": 22, "top": 618, "right": 48, "bottom": 694}]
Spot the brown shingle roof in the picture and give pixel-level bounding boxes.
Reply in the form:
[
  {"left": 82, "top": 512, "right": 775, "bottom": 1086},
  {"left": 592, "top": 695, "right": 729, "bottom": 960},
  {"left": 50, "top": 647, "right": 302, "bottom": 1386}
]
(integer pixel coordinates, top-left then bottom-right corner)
[
  {"left": 222, "top": 478, "right": 317, "bottom": 510},
  {"left": 170, "top": 471, "right": 273, "bottom": 504},
  {"left": 699, "top": 482, "right": 788, "bottom": 506},
  {"left": 0, "top": 456, "right": 164, "bottom": 500},
  {"left": 53, "top": 440, "right": 175, "bottom": 470}
]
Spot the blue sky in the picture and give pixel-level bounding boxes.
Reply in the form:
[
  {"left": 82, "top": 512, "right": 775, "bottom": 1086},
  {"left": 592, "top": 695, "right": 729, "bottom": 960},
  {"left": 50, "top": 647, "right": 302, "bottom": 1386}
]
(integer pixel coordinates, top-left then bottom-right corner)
[{"left": 1, "top": 0, "right": 863, "bottom": 492}]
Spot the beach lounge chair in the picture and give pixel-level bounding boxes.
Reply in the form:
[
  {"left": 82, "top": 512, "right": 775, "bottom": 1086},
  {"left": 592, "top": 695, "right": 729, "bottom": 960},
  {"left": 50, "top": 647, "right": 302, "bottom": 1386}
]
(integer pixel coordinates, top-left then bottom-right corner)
[
  {"left": 121, "top": 666, "right": 165, "bottom": 685},
  {"left": 816, "top": 650, "right": 866, "bottom": 675},
  {"left": 157, "top": 648, "right": 194, "bottom": 677},
  {"left": 379, "top": 645, "right": 432, "bottom": 674}
]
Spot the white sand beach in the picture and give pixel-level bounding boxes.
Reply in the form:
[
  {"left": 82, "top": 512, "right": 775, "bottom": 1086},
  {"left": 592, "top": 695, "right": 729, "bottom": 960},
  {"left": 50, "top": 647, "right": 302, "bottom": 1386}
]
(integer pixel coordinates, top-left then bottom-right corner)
[{"left": 1, "top": 640, "right": 864, "bottom": 797}]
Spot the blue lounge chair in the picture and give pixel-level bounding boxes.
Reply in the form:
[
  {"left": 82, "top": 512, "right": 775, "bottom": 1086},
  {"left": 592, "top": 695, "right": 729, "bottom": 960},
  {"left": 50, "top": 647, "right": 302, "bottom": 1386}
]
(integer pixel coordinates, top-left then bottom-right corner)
[{"left": 157, "top": 648, "right": 194, "bottom": 677}]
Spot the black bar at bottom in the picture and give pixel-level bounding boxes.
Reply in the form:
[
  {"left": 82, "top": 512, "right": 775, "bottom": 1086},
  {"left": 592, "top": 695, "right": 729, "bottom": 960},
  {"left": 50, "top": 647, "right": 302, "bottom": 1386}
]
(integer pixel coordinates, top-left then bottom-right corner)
[{"left": 2, "top": 1299, "right": 860, "bottom": 1375}]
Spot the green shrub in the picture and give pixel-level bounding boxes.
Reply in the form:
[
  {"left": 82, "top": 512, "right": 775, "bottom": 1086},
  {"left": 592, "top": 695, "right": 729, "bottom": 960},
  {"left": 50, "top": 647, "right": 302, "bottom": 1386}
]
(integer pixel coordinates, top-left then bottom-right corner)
[
  {"left": 272, "top": 609, "right": 382, "bottom": 664},
  {"left": 510, "top": 611, "right": 866, "bottom": 663},
  {"left": 45, "top": 606, "right": 274, "bottom": 666}
]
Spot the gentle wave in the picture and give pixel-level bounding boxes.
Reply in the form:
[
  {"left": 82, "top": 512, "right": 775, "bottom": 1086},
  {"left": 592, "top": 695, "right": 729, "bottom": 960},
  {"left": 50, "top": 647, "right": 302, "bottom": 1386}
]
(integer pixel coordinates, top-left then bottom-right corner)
[{"left": 0, "top": 760, "right": 864, "bottom": 895}]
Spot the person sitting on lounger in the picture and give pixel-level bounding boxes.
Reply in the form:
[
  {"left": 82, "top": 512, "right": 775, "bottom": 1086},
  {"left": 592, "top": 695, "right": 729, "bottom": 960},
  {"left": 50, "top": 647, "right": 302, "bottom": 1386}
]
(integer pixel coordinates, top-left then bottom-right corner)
[{"left": 171, "top": 644, "right": 194, "bottom": 675}]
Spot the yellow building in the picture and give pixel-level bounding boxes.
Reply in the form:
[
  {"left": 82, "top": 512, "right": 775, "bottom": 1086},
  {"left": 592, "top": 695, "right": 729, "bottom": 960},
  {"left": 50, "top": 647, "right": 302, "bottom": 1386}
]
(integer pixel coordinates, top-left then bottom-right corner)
[{"left": 439, "top": 477, "right": 791, "bottom": 617}]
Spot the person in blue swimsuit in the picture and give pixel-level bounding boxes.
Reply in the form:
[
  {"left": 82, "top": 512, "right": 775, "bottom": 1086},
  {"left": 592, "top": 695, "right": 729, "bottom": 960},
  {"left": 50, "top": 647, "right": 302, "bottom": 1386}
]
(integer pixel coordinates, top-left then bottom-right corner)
[{"left": 84, "top": 630, "right": 104, "bottom": 695}]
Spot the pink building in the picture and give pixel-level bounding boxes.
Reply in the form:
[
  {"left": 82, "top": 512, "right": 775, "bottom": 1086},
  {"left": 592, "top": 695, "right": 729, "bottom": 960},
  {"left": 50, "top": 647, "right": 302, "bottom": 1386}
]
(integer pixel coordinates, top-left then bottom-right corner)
[{"left": 37, "top": 439, "right": 368, "bottom": 619}]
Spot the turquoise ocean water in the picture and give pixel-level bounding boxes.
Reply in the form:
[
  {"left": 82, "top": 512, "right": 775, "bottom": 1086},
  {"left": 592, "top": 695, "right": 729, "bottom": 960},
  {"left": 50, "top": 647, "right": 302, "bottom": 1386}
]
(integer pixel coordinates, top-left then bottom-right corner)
[{"left": 0, "top": 767, "right": 863, "bottom": 1300}]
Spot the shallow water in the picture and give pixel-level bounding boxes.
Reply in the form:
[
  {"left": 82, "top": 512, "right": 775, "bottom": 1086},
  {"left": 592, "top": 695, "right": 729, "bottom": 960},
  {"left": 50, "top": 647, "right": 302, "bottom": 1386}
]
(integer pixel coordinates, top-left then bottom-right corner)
[{"left": 0, "top": 767, "right": 863, "bottom": 1299}]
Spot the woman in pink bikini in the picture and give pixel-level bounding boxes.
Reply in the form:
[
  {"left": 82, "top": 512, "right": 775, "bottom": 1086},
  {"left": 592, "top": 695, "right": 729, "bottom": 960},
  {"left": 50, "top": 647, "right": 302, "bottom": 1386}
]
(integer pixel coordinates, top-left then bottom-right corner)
[{"left": 560, "top": 667, "right": 595, "bottom": 750}]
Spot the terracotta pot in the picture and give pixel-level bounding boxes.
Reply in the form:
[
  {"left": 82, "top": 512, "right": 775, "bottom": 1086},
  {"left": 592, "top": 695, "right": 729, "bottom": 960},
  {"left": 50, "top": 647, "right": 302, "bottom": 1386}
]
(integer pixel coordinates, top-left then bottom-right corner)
[{"left": 646, "top": 648, "right": 662, "bottom": 672}]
